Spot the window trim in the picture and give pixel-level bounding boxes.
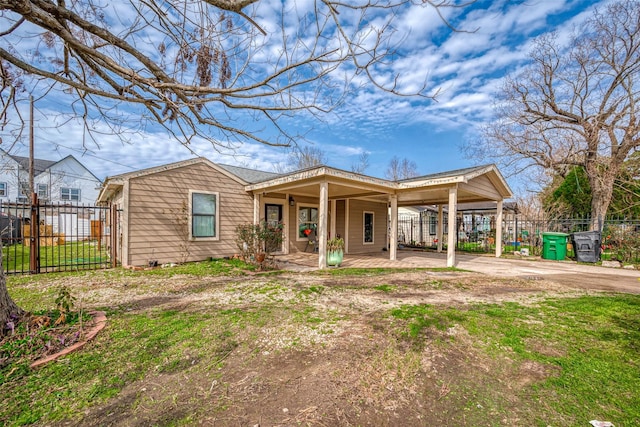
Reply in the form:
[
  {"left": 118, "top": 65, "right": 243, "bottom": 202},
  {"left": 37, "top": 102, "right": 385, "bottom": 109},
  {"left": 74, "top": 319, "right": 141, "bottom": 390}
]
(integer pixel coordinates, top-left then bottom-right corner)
[
  {"left": 363, "top": 211, "right": 374, "bottom": 245},
  {"left": 189, "top": 190, "right": 219, "bottom": 241},
  {"left": 296, "top": 203, "right": 319, "bottom": 242},
  {"left": 429, "top": 215, "right": 437, "bottom": 236},
  {"left": 0, "top": 182, "right": 7, "bottom": 197},
  {"left": 37, "top": 183, "right": 48, "bottom": 200},
  {"left": 61, "top": 187, "right": 80, "bottom": 202}
]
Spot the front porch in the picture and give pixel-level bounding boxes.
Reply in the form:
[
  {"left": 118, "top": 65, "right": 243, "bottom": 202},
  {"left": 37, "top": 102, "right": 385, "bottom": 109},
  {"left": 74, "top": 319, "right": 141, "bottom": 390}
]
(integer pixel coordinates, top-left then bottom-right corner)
[
  {"left": 247, "top": 164, "right": 513, "bottom": 269},
  {"left": 273, "top": 250, "right": 454, "bottom": 272}
]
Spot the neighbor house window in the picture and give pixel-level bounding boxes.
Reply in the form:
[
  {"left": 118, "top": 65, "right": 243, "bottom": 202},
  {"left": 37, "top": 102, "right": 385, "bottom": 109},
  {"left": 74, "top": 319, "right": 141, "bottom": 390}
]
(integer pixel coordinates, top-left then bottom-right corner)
[
  {"left": 364, "top": 211, "right": 374, "bottom": 244},
  {"left": 0, "top": 182, "right": 6, "bottom": 197},
  {"left": 429, "top": 216, "right": 437, "bottom": 236},
  {"left": 191, "top": 191, "right": 218, "bottom": 239},
  {"left": 61, "top": 187, "right": 80, "bottom": 201},
  {"left": 37, "top": 184, "right": 48, "bottom": 200},
  {"left": 298, "top": 205, "right": 318, "bottom": 239},
  {"left": 18, "top": 181, "right": 29, "bottom": 201}
]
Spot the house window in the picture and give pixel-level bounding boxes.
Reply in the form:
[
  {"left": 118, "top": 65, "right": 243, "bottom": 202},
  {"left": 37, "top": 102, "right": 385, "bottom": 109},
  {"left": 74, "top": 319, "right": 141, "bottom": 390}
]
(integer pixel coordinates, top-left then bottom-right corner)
[
  {"left": 37, "top": 184, "right": 48, "bottom": 200},
  {"left": 429, "top": 216, "right": 437, "bottom": 236},
  {"left": 297, "top": 205, "right": 318, "bottom": 239},
  {"left": 61, "top": 187, "right": 80, "bottom": 201},
  {"left": 0, "top": 182, "right": 6, "bottom": 197},
  {"left": 19, "top": 181, "right": 29, "bottom": 199},
  {"left": 364, "top": 211, "right": 374, "bottom": 244},
  {"left": 191, "top": 191, "right": 218, "bottom": 239}
]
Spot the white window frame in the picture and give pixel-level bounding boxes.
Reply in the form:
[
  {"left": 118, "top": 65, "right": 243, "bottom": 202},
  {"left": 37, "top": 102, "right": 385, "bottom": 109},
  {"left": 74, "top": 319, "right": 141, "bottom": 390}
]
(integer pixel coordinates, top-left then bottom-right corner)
[
  {"left": 296, "top": 203, "right": 319, "bottom": 242},
  {"left": 61, "top": 187, "right": 80, "bottom": 201},
  {"left": 429, "top": 215, "right": 437, "bottom": 236},
  {"left": 189, "top": 190, "right": 219, "bottom": 241},
  {"left": 0, "top": 182, "right": 7, "bottom": 197},
  {"left": 37, "top": 183, "right": 48, "bottom": 200},
  {"left": 363, "top": 211, "right": 374, "bottom": 244}
]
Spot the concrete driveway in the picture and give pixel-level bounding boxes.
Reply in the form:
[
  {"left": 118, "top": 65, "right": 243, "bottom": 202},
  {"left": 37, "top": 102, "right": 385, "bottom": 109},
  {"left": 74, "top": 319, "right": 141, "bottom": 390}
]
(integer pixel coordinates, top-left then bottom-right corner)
[{"left": 277, "top": 250, "right": 640, "bottom": 294}]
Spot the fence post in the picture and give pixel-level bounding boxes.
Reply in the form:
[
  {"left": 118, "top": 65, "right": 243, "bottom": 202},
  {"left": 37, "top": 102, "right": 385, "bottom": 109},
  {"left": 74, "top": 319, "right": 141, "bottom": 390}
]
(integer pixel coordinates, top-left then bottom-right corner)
[
  {"left": 29, "top": 193, "right": 40, "bottom": 274},
  {"left": 110, "top": 206, "right": 118, "bottom": 268}
]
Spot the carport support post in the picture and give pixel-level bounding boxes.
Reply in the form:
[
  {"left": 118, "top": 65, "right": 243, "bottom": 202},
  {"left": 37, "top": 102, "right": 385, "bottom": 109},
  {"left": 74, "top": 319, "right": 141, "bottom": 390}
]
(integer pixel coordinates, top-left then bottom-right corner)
[
  {"left": 437, "top": 204, "right": 443, "bottom": 253},
  {"left": 318, "top": 181, "right": 328, "bottom": 269},
  {"left": 390, "top": 195, "right": 398, "bottom": 261},
  {"left": 447, "top": 186, "right": 458, "bottom": 267},
  {"left": 495, "top": 200, "right": 503, "bottom": 258}
]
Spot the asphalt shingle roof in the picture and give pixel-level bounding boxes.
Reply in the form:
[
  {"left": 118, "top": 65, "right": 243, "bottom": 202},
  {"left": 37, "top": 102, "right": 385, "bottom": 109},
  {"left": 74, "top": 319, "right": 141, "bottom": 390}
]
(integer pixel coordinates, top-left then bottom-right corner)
[
  {"left": 217, "top": 164, "right": 281, "bottom": 184},
  {"left": 10, "top": 155, "right": 57, "bottom": 174}
]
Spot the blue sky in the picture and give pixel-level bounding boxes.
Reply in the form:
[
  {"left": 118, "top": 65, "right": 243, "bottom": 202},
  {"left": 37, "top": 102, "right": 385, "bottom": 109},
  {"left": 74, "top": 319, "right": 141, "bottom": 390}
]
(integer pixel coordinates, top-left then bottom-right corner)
[{"left": 4, "top": 0, "right": 607, "bottom": 195}]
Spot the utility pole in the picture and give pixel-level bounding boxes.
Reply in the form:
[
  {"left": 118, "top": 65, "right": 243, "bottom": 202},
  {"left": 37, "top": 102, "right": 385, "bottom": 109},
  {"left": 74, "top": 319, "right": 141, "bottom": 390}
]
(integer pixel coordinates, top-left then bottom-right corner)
[
  {"left": 28, "top": 95, "right": 39, "bottom": 274},
  {"left": 29, "top": 95, "right": 34, "bottom": 202}
]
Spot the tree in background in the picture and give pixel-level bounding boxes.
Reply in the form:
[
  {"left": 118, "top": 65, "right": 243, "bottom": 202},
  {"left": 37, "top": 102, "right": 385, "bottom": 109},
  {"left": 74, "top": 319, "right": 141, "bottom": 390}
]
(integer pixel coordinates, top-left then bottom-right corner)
[
  {"left": 385, "top": 156, "right": 419, "bottom": 180},
  {"left": 543, "top": 153, "right": 640, "bottom": 218},
  {"left": 351, "top": 152, "right": 370, "bottom": 174},
  {"left": 290, "top": 146, "right": 327, "bottom": 170},
  {"left": 473, "top": 0, "right": 640, "bottom": 228}
]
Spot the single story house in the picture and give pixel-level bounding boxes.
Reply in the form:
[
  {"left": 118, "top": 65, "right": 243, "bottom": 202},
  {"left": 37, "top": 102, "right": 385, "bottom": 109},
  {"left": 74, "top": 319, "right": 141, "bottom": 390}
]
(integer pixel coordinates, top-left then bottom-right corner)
[{"left": 97, "top": 158, "right": 513, "bottom": 268}]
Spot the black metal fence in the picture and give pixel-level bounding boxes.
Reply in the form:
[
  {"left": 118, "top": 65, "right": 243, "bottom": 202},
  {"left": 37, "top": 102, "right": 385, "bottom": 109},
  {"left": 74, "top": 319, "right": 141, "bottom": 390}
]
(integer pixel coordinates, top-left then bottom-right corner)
[
  {"left": 1, "top": 200, "right": 118, "bottom": 275},
  {"left": 397, "top": 212, "right": 640, "bottom": 264}
]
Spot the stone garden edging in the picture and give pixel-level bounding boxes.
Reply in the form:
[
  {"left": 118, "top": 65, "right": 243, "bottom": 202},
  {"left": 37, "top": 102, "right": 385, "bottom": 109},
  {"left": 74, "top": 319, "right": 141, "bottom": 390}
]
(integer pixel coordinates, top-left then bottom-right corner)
[{"left": 30, "top": 311, "right": 107, "bottom": 368}]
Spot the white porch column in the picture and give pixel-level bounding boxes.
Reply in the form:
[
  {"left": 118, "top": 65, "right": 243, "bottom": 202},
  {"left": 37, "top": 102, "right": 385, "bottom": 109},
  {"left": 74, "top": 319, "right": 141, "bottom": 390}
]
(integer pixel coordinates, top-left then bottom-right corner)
[
  {"left": 345, "top": 199, "right": 350, "bottom": 253},
  {"left": 253, "top": 193, "right": 260, "bottom": 224},
  {"left": 447, "top": 186, "right": 458, "bottom": 267},
  {"left": 437, "top": 204, "right": 443, "bottom": 253},
  {"left": 495, "top": 199, "right": 503, "bottom": 258},
  {"left": 330, "top": 200, "right": 337, "bottom": 239},
  {"left": 284, "top": 193, "right": 291, "bottom": 255},
  {"left": 318, "top": 181, "right": 329, "bottom": 269},
  {"left": 390, "top": 194, "right": 398, "bottom": 261}
]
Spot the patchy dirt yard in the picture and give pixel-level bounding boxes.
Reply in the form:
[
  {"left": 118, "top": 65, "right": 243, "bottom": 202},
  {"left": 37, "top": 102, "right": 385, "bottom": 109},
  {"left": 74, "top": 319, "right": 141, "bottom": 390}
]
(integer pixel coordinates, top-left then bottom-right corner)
[{"left": 8, "top": 267, "right": 637, "bottom": 426}]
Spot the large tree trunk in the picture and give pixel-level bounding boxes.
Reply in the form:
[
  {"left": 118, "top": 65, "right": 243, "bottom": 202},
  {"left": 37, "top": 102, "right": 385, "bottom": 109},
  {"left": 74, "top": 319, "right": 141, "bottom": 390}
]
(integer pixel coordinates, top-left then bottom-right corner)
[
  {"left": 0, "top": 241, "right": 24, "bottom": 335},
  {"left": 586, "top": 162, "right": 617, "bottom": 231}
]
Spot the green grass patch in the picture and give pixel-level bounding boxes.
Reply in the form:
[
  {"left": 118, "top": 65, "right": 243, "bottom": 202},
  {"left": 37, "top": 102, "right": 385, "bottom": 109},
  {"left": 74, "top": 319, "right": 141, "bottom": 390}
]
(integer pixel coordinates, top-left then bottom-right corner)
[
  {"left": 314, "top": 267, "right": 464, "bottom": 276},
  {"left": 373, "top": 284, "right": 395, "bottom": 292},
  {"left": 137, "top": 258, "right": 256, "bottom": 276},
  {"left": 3, "top": 241, "right": 110, "bottom": 273},
  {"left": 393, "top": 296, "right": 640, "bottom": 426},
  {"left": 0, "top": 308, "right": 245, "bottom": 425}
]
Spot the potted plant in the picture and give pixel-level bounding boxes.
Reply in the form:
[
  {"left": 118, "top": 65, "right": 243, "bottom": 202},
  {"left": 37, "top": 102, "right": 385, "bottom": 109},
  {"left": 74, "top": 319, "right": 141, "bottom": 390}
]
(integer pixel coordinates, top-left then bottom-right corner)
[{"left": 326, "top": 237, "right": 345, "bottom": 267}]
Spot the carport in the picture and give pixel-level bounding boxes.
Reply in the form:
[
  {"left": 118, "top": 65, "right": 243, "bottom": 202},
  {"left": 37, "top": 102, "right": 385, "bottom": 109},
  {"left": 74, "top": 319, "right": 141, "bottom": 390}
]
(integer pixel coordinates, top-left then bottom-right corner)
[{"left": 246, "top": 164, "right": 513, "bottom": 269}]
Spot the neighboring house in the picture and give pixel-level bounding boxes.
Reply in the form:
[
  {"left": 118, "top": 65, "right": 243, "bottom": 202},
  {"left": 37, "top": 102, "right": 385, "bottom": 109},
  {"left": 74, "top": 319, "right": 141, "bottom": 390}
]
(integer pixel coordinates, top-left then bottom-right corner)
[
  {"left": 397, "top": 206, "right": 440, "bottom": 246},
  {"left": 0, "top": 149, "right": 101, "bottom": 204},
  {"left": 97, "top": 158, "right": 513, "bottom": 268}
]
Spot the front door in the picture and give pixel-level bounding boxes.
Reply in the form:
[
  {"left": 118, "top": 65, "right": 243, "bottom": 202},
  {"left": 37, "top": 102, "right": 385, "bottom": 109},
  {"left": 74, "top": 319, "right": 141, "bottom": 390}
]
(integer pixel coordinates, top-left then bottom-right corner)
[{"left": 265, "top": 204, "right": 283, "bottom": 252}]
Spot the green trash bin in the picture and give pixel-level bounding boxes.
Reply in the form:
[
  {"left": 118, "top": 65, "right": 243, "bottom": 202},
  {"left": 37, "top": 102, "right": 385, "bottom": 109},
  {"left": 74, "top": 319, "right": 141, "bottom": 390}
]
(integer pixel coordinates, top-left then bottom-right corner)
[{"left": 541, "top": 232, "right": 569, "bottom": 260}]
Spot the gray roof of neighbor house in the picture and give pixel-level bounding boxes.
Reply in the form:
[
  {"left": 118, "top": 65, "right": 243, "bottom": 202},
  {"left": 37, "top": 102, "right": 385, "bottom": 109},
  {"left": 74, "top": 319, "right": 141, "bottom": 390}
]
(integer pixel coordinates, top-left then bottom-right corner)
[
  {"left": 7, "top": 153, "right": 101, "bottom": 182},
  {"left": 217, "top": 164, "right": 280, "bottom": 184},
  {"left": 9, "top": 155, "right": 57, "bottom": 174}
]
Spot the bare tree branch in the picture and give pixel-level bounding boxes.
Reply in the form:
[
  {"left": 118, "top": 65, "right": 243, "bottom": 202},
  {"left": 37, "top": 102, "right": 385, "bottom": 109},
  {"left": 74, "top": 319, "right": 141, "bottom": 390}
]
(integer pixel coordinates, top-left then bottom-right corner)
[
  {"left": 472, "top": 0, "right": 640, "bottom": 225},
  {"left": 0, "top": 0, "right": 468, "bottom": 150}
]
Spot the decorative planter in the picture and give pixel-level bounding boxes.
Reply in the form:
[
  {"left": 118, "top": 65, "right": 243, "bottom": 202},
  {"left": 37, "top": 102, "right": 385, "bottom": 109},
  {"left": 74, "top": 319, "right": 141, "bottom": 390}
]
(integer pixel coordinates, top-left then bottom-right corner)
[{"left": 327, "top": 250, "right": 344, "bottom": 267}]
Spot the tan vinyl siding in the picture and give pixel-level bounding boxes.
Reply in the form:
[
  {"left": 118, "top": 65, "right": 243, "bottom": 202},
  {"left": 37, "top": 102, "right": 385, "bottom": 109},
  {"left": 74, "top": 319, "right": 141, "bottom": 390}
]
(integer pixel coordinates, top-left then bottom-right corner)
[
  {"left": 126, "top": 163, "right": 252, "bottom": 266},
  {"left": 347, "top": 199, "right": 387, "bottom": 254}
]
